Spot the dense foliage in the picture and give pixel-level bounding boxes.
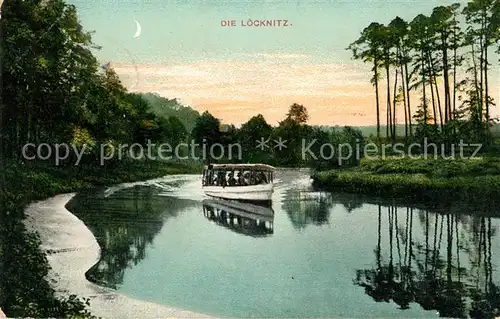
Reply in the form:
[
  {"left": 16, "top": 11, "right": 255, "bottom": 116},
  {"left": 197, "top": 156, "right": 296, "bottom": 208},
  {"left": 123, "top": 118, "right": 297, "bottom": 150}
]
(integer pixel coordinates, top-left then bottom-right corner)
[
  {"left": 348, "top": 0, "right": 500, "bottom": 146},
  {"left": 312, "top": 157, "right": 500, "bottom": 203},
  {"left": 0, "top": 0, "right": 190, "bottom": 163},
  {"left": 139, "top": 93, "right": 200, "bottom": 133},
  {"left": 190, "top": 104, "right": 365, "bottom": 168}
]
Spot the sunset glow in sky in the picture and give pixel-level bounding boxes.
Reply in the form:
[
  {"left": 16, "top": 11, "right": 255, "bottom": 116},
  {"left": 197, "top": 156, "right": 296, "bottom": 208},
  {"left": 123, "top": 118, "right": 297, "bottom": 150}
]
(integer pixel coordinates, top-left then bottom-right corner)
[
  {"left": 111, "top": 58, "right": 378, "bottom": 126},
  {"left": 70, "top": 0, "right": 499, "bottom": 126}
]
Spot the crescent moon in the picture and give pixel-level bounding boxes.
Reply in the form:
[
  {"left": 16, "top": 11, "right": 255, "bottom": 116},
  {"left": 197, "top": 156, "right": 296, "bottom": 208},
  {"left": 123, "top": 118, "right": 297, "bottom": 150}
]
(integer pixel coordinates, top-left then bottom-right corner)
[{"left": 133, "top": 20, "right": 141, "bottom": 38}]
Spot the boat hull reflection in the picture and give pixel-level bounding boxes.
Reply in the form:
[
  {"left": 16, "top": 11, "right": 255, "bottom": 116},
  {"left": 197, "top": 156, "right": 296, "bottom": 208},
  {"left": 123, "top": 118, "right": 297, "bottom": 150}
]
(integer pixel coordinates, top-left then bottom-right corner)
[{"left": 202, "top": 199, "right": 274, "bottom": 237}]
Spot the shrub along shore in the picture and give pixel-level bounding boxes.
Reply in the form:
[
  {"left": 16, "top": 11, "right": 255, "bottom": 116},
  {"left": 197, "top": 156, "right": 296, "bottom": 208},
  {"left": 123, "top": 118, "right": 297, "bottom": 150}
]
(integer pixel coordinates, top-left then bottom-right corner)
[
  {"left": 311, "top": 157, "right": 500, "bottom": 205},
  {"left": 0, "top": 159, "right": 202, "bottom": 318}
]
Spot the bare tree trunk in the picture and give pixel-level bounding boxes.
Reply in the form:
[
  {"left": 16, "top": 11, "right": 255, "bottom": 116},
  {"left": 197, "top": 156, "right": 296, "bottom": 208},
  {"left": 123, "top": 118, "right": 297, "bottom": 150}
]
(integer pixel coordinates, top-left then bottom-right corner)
[
  {"left": 442, "top": 36, "right": 451, "bottom": 124},
  {"left": 401, "top": 61, "right": 408, "bottom": 138},
  {"left": 386, "top": 103, "right": 390, "bottom": 138},
  {"left": 397, "top": 47, "right": 408, "bottom": 138},
  {"left": 479, "top": 31, "right": 484, "bottom": 121},
  {"left": 484, "top": 37, "right": 489, "bottom": 122},
  {"left": 471, "top": 43, "right": 481, "bottom": 118},
  {"left": 452, "top": 14, "right": 458, "bottom": 122},
  {"left": 427, "top": 55, "right": 438, "bottom": 128},
  {"left": 453, "top": 42, "right": 457, "bottom": 120},
  {"left": 386, "top": 59, "right": 392, "bottom": 139},
  {"left": 392, "top": 69, "right": 398, "bottom": 140},
  {"left": 428, "top": 54, "right": 444, "bottom": 129},
  {"left": 435, "top": 79, "right": 444, "bottom": 130},
  {"left": 404, "top": 60, "right": 412, "bottom": 135},
  {"left": 421, "top": 51, "right": 428, "bottom": 126},
  {"left": 374, "top": 60, "right": 381, "bottom": 139}
]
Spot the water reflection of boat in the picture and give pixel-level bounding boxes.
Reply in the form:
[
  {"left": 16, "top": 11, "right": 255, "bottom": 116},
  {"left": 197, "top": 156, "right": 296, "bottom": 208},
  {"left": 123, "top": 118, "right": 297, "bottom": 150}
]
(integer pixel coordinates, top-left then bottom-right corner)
[
  {"left": 202, "top": 198, "right": 274, "bottom": 237},
  {"left": 202, "top": 164, "right": 276, "bottom": 202}
]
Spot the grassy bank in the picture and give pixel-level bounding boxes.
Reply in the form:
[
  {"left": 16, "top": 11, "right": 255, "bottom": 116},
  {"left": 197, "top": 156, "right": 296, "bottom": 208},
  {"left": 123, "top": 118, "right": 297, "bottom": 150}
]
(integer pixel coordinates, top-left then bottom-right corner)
[
  {"left": 311, "top": 157, "right": 500, "bottom": 204},
  {"left": 0, "top": 159, "right": 202, "bottom": 318}
]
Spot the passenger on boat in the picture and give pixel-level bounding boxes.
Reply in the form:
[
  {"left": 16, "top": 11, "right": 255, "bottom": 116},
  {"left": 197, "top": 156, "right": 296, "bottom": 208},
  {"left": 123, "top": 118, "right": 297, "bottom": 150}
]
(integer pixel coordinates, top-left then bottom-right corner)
[
  {"left": 259, "top": 171, "right": 268, "bottom": 184},
  {"left": 243, "top": 171, "right": 250, "bottom": 185},
  {"left": 227, "top": 171, "right": 237, "bottom": 186},
  {"left": 237, "top": 171, "right": 247, "bottom": 186},
  {"left": 217, "top": 171, "right": 226, "bottom": 186},
  {"left": 253, "top": 171, "right": 268, "bottom": 185}
]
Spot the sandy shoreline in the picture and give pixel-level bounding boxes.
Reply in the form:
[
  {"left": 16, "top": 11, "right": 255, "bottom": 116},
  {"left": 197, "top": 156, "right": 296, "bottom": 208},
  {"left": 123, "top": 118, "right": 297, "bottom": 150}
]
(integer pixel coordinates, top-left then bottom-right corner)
[{"left": 24, "top": 193, "right": 213, "bottom": 319}]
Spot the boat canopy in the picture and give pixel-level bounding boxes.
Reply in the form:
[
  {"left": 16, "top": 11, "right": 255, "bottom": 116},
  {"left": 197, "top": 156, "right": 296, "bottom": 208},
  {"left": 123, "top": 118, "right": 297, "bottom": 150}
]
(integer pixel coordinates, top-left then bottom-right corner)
[
  {"left": 205, "top": 164, "right": 276, "bottom": 172},
  {"left": 202, "top": 163, "right": 275, "bottom": 187}
]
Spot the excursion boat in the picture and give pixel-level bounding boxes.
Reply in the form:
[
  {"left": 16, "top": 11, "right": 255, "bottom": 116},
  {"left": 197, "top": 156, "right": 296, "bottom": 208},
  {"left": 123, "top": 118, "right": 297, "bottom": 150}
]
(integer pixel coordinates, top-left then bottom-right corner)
[
  {"left": 202, "top": 198, "right": 274, "bottom": 237},
  {"left": 202, "top": 163, "right": 276, "bottom": 203}
]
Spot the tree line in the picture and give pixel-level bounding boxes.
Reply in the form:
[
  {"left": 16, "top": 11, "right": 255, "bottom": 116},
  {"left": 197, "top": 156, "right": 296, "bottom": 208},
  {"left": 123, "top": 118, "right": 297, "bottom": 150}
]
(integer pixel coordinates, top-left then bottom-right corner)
[
  {"left": 348, "top": 0, "right": 500, "bottom": 145},
  {"left": 0, "top": 0, "right": 364, "bottom": 169},
  {"left": 0, "top": 0, "right": 189, "bottom": 164},
  {"left": 190, "top": 103, "right": 364, "bottom": 168}
]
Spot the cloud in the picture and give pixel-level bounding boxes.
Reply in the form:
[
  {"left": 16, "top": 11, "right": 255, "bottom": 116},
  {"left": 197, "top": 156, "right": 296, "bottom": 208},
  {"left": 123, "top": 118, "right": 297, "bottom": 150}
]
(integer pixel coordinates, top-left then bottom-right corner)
[
  {"left": 110, "top": 59, "right": 500, "bottom": 126},
  {"left": 110, "top": 60, "right": 383, "bottom": 125}
]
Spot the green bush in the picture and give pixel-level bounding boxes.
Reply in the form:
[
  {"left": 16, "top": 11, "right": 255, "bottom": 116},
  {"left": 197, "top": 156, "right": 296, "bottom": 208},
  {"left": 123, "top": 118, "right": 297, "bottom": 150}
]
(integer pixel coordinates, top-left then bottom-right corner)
[{"left": 312, "top": 157, "right": 500, "bottom": 202}]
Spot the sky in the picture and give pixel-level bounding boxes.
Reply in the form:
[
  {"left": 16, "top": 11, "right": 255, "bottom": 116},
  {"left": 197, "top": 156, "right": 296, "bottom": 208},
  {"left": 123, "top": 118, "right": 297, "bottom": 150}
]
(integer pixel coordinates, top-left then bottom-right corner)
[{"left": 68, "top": 0, "right": 499, "bottom": 126}]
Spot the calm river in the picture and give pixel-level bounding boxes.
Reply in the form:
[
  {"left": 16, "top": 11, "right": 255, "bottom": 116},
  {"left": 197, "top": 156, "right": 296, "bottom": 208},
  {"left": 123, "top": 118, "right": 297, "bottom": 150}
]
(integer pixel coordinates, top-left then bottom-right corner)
[{"left": 66, "top": 169, "right": 500, "bottom": 318}]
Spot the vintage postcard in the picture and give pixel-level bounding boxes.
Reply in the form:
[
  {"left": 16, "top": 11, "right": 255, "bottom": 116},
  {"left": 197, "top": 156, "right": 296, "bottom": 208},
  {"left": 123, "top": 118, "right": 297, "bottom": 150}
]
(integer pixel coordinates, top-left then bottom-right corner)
[{"left": 1, "top": 0, "right": 500, "bottom": 318}]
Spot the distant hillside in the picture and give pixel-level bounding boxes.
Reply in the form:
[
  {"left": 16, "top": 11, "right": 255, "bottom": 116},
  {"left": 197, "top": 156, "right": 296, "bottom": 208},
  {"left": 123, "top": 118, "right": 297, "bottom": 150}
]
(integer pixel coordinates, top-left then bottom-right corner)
[
  {"left": 351, "top": 125, "right": 408, "bottom": 137},
  {"left": 314, "top": 124, "right": 407, "bottom": 137},
  {"left": 315, "top": 123, "right": 500, "bottom": 137},
  {"left": 140, "top": 93, "right": 200, "bottom": 132}
]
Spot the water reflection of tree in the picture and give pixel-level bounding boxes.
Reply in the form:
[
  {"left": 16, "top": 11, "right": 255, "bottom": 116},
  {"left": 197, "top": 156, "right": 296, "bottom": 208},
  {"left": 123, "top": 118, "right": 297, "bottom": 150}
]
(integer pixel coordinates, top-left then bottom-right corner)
[
  {"left": 66, "top": 186, "right": 197, "bottom": 289},
  {"left": 331, "top": 192, "right": 365, "bottom": 213},
  {"left": 282, "top": 190, "right": 365, "bottom": 229},
  {"left": 282, "top": 189, "right": 333, "bottom": 229},
  {"left": 354, "top": 204, "right": 500, "bottom": 318}
]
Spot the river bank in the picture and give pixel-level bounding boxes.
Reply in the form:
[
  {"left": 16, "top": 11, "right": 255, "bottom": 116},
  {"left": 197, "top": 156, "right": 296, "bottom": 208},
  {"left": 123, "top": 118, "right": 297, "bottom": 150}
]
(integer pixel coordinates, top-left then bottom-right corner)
[
  {"left": 24, "top": 193, "right": 212, "bottom": 318},
  {"left": 0, "top": 160, "right": 202, "bottom": 318},
  {"left": 311, "top": 157, "right": 500, "bottom": 204}
]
